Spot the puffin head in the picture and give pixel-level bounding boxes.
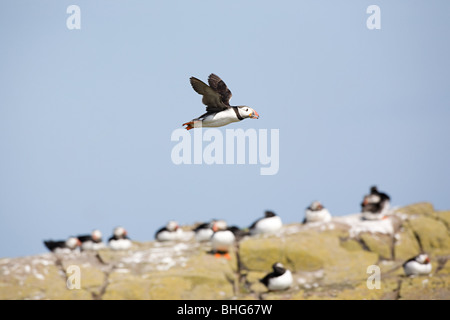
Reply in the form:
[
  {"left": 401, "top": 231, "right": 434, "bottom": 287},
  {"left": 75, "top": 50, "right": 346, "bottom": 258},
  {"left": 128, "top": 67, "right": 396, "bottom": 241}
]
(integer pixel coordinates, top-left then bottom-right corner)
[
  {"left": 272, "top": 262, "right": 286, "bottom": 275},
  {"left": 239, "top": 106, "right": 259, "bottom": 119},
  {"left": 113, "top": 226, "right": 127, "bottom": 238},
  {"left": 310, "top": 201, "right": 323, "bottom": 211},
  {"left": 416, "top": 253, "right": 431, "bottom": 264},
  {"left": 91, "top": 229, "right": 102, "bottom": 241},
  {"left": 167, "top": 221, "right": 179, "bottom": 231},
  {"left": 66, "top": 237, "right": 81, "bottom": 249},
  {"left": 212, "top": 220, "right": 228, "bottom": 232}
]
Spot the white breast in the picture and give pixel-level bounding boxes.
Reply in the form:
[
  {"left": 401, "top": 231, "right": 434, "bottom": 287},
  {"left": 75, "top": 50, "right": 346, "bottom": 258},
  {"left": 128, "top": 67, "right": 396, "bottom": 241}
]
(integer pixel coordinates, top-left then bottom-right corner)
[
  {"left": 305, "top": 208, "right": 332, "bottom": 223},
  {"left": 109, "top": 239, "right": 133, "bottom": 250},
  {"left": 211, "top": 230, "right": 235, "bottom": 252},
  {"left": 156, "top": 229, "right": 184, "bottom": 241},
  {"left": 403, "top": 261, "right": 432, "bottom": 276},
  {"left": 201, "top": 109, "right": 240, "bottom": 128},
  {"left": 195, "top": 228, "right": 214, "bottom": 242},
  {"left": 81, "top": 241, "right": 106, "bottom": 251},
  {"left": 267, "top": 270, "right": 293, "bottom": 291},
  {"left": 250, "top": 216, "right": 283, "bottom": 235}
]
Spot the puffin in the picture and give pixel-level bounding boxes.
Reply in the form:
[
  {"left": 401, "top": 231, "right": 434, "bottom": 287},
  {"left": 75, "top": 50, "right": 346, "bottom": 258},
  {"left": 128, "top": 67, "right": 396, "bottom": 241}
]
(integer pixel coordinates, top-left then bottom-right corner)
[
  {"left": 182, "top": 73, "right": 259, "bottom": 130},
  {"left": 43, "top": 237, "right": 81, "bottom": 253},
  {"left": 403, "top": 253, "right": 432, "bottom": 276},
  {"left": 77, "top": 229, "right": 105, "bottom": 251},
  {"left": 108, "top": 226, "right": 132, "bottom": 250},
  {"left": 210, "top": 220, "right": 237, "bottom": 259},
  {"left": 361, "top": 185, "right": 391, "bottom": 220},
  {"left": 249, "top": 211, "right": 282, "bottom": 235},
  {"left": 193, "top": 220, "right": 215, "bottom": 242},
  {"left": 155, "top": 221, "right": 184, "bottom": 242},
  {"left": 260, "top": 262, "right": 293, "bottom": 291},
  {"left": 303, "top": 201, "right": 332, "bottom": 224}
]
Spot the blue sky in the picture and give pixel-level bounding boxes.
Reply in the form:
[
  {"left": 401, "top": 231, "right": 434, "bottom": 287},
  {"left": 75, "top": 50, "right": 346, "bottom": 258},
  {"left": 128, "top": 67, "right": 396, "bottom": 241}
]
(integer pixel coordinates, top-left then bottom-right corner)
[{"left": 1, "top": 1, "right": 449, "bottom": 258}]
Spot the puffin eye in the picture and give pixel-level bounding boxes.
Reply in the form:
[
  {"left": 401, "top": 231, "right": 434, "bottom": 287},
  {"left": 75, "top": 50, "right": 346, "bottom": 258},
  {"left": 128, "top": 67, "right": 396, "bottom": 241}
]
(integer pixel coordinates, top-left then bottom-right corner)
[{"left": 245, "top": 108, "right": 248, "bottom": 111}]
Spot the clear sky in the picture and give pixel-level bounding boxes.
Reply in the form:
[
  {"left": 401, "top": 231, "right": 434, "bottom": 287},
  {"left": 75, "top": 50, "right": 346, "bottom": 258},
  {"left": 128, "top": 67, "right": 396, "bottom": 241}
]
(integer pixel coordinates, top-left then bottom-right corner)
[{"left": 1, "top": 1, "right": 449, "bottom": 258}]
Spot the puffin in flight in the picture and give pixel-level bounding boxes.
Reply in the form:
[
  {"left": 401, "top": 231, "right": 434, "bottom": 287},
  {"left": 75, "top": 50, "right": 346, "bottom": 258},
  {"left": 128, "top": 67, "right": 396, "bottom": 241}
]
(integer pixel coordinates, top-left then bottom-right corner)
[{"left": 182, "top": 73, "right": 259, "bottom": 130}]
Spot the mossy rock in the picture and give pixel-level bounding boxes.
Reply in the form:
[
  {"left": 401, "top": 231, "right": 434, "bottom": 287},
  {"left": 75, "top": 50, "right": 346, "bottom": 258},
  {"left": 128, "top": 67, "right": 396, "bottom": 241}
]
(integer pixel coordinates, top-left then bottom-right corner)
[
  {"left": 396, "top": 202, "right": 435, "bottom": 217},
  {"left": 399, "top": 274, "right": 450, "bottom": 300},
  {"left": 239, "top": 236, "right": 285, "bottom": 271},
  {"left": 359, "top": 233, "right": 393, "bottom": 260},
  {"left": 394, "top": 228, "right": 421, "bottom": 261},
  {"left": 435, "top": 210, "right": 450, "bottom": 230},
  {"left": 406, "top": 216, "right": 450, "bottom": 255}
]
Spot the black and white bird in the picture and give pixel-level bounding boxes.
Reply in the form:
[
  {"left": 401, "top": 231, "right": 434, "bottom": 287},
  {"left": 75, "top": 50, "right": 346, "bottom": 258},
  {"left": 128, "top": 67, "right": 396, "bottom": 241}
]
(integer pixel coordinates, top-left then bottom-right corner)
[
  {"left": 108, "top": 226, "right": 132, "bottom": 250},
  {"left": 249, "top": 211, "right": 282, "bottom": 235},
  {"left": 361, "top": 185, "right": 391, "bottom": 220},
  {"left": 260, "top": 262, "right": 293, "bottom": 291},
  {"left": 403, "top": 253, "right": 432, "bottom": 276},
  {"left": 210, "top": 220, "right": 237, "bottom": 259},
  {"left": 193, "top": 220, "right": 216, "bottom": 242},
  {"left": 183, "top": 73, "right": 259, "bottom": 130},
  {"left": 77, "top": 229, "right": 105, "bottom": 251},
  {"left": 43, "top": 237, "right": 81, "bottom": 253},
  {"left": 155, "top": 221, "right": 183, "bottom": 242},
  {"left": 303, "top": 201, "right": 332, "bottom": 224}
]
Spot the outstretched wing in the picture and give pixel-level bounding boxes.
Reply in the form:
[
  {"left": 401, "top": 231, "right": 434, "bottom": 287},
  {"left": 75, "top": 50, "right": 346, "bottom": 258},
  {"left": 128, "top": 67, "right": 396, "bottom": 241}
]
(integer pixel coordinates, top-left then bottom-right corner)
[
  {"left": 208, "top": 73, "right": 232, "bottom": 106},
  {"left": 190, "top": 75, "right": 229, "bottom": 113}
]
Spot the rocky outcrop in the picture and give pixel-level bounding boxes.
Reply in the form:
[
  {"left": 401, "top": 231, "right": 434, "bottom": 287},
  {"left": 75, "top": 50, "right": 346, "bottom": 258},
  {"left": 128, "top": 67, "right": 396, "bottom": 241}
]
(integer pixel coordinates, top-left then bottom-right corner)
[{"left": 1, "top": 203, "right": 449, "bottom": 300}]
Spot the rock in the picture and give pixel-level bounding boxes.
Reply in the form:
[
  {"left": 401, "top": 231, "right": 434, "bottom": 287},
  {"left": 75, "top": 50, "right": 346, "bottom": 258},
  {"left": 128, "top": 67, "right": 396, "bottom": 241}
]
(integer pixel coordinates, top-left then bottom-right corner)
[
  {"left": 1, "top": 202, "right": 450, "bottom": 300},
  {"left": 406, "top": 216, "right": 450, "bottom": 256}
]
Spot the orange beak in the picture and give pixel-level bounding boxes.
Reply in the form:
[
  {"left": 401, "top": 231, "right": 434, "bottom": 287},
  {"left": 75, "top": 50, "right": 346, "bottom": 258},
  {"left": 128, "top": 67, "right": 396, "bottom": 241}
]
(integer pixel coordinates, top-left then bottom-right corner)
[{"left": 249, "top": 111, "right": 259, "bottom": 119}]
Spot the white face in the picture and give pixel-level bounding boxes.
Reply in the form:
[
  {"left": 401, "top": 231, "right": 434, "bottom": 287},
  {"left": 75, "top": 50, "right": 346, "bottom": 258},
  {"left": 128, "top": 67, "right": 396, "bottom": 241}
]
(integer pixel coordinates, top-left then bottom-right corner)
[
  {"left": 213, "top": 220, "right": 228, "bottom": 231},
  {"left": 238, "top": 106, "right": 259, "bottom": 119},
  {"left": 92, "top": 229, "right": 102, "bottom": 240},
  {"left": 114, "top": 227, "right": 126, "bottom": 237},
  {"left": 167, "top": 221, "right": 179, "bottom": 231},
  {"left": 416, "top": 254, "right": 430, "bottom": 264},
  {"left": 310, "top": 201, "right": 323, "bottom": 210},
  {"left": 66, "top": 237, "right": 80, "bottom": 249}
]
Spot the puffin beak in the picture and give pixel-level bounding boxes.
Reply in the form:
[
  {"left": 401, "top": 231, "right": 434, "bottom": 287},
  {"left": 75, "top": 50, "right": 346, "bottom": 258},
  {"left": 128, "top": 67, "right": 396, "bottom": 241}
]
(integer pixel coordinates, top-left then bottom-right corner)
[{"left": 249, "top": 111, "right": 259, "bottom": 119}]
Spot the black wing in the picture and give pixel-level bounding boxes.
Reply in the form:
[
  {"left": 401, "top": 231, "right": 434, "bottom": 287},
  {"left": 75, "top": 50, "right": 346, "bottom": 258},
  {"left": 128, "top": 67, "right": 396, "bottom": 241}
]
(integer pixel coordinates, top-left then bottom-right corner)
[
  {"left": 43, "top": 240, "right": 66, "bottom": 251},
  {"left": 208, "top": 74, "right": 232, "bottom": 106},
  {"left": 77, "top": 235, "right": 92, "bottom": 243},
  {"left": 190, "top": 75, "right": 230, "bottom": 113}
]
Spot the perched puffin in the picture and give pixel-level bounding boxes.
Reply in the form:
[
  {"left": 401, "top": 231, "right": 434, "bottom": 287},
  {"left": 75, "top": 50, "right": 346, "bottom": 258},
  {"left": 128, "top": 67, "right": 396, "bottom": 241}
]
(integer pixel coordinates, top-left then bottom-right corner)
[
  {"left": 361, "top": 185, "right": 391, "bottom": 220},
  {"left": 43, "top": 237, "right": 81, "bottom": 253},
  {"left": 155, "top": 221, "right": 183, "bottom": 242},
  {"left": 403, "top": 253, "right": 432, "bottom": 276},
  {"left": 108, "top": 226, "right": 132, "bottom": 250},
  {"left": 260, "top": 262, "right": 293, "bottom": 291},
  {"left": 77, "top": 229, "right": 105, "bottom": 251},
  {"left": 249, "top": 211, "right": 282, "bottom": 235},
  {"left": 210, "top": 220, "right": 236, "bottom": 259},
  {"left": 303, "top": 201, "right": 332, "bottom": 224},
  {"left": 182, "top": 73, "right": 259, "bottom": 130},
  {"left": 193, "top": 220, "right": 215, "bottom": 242}
]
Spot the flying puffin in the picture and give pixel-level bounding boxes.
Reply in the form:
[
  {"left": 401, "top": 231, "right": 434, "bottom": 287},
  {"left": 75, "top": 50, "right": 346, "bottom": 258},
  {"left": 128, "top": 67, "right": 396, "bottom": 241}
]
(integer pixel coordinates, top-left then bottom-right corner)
[
  {"left": 108, "top": 226, "right": 132, "bottom": 250},
  {"left": 403, "top": 253, "right": 432, "bottom": 276},
  {"left": 249, "top": 211, "right": 282, "bottom": 235},
  {"left": 303, "top": 201, "right": 332, "bottom": 224},
  {"left": 260, "top": 262, "right": 293, "bottom": 291},
  {"left": 43, "top": 237, "right": 81, "bottom": 253},
  {"left": 77, "top": 229, "right": 105, "bottom": 251},
  {"left": 361, "top": 185, "right": 391, "bottom": 220},
  {"left": 182, "top": 73, "right": 259, "bottom": 130},
  {"left": 210, "top": 220, "right": 237, "bottom": 259},
  {"left": 155, "top": 221, "right": 184, "bottom": 242}
]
